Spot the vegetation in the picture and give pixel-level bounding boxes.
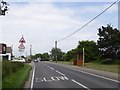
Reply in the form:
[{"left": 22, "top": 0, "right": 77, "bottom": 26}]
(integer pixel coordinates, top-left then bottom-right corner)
[
  {"left": 62, "top": 24, "right": 120, "bottom": 64},
  {"left": 97, "top": 24, "right": 120, "bottom": 64},
  {"left": 2, "top": 62, "right": 31, "bottom": 89},
  {"left": 31, "top": 25, "right": 120, "bottom": 65},
  {"left": 50, "top": 48, "right": 65, "bottom": 61},
  {"left": 2, "top": 61, "right": 24, "bottom": 79},
  {"left": 85, "top": 63, "right": 118, "bottom": 73}
]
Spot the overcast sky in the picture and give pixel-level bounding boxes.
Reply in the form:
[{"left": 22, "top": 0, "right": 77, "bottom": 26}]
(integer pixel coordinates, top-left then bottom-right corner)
[{"left": 0, "top": 0, "right": 118, "bottom": 57}]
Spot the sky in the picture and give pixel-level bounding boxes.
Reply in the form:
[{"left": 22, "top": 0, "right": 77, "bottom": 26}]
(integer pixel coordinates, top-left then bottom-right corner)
[{"left": 0, "top": 0, "right": 118, "bottom": 57}]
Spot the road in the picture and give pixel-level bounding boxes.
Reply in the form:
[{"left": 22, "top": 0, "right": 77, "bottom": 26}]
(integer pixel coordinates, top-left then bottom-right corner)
[{"left": 31, "top": 61, "right": 119, "bottom": 90}]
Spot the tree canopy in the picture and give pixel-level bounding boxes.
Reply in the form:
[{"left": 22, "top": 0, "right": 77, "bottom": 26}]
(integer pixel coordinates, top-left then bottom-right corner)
[{"left": 97, "top": 24, "right": 120, "bottom": 62}]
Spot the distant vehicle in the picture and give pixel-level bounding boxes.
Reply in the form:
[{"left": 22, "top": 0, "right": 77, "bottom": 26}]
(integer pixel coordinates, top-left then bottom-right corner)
[{"left": 34, "top": 59, "right": 38, "bottom": 63}]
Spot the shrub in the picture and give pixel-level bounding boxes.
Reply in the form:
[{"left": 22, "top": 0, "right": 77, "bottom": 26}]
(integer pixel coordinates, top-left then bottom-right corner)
[{"left": 2, "top": 61, "right": 24, "bottom": 79}]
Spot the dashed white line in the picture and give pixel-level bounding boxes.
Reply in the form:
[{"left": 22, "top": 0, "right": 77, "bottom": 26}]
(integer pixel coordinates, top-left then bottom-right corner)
[
  {"left": 71, "top": 79, "right": 91, "bottom": 90},
  {"left": 30, "top": 66, "right": 35, "bottom": 90},
  {"left": 56, "top": 70, "right": 65, "bottom": 76}
]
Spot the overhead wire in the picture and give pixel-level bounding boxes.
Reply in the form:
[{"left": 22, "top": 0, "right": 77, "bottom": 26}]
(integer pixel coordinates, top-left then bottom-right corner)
[{"left": 57, "top": 0, "right": 119, "bottom": 42}]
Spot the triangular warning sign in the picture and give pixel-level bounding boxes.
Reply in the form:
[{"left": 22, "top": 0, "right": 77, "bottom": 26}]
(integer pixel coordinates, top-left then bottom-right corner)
[
  {"left": 19, "top": 36, "right": 26, "bottom": 43},
  {"left": 18, "top": 43, "right": 25, "bottom": 49}
]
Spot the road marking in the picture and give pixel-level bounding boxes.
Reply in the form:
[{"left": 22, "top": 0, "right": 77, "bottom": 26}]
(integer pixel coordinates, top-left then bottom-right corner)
[
  {"left": 75, "top": 69, "right": 119, "bottom": 83},
  {"left": 30, "top": 66, "right": 35, "bottom": 89},
  {"left": 71, "top": 79, "right": 90, "bottom": 90},
  {"left": 56, "top": 70, "right": 65, "bottom": 76},
  {"left": 41, "top": 76, "right": 69, "bottom": 82},
  {"left": 43, "top": 77, "right": 52, "bottom": 82},
  {"left": 35, "top": 78, "right": 39, "bottom": 82},
  {"left": 49, "top": 67, "right": 54, "bottom": 70},
  {"left": 51, "top": 76, "right": 60, "bottom": 81},
  {"left": 47, "top": 65, "right": 50, "bottom": 68}
]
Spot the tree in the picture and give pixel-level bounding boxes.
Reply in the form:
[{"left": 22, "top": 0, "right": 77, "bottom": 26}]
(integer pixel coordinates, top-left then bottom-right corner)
[
  {"left": 97, "top": 24, "right": 120, "bottom": 62},
  {"left": 0, "top": 0, "right": 9, "bottom": 16},
  {"left": 77, "top": 40, "right": 99, "bottom": 62},
  {"left": 42, "top": 53, "right": 50, "bottom": 61},
  {"left": 50, "top": 48, "right": 64, "bottom": 61},
  {"left": 62, "top": 49, "right": 77, "bottom": 61}
]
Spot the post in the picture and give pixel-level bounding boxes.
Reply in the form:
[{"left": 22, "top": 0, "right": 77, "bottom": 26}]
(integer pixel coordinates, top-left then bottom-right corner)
[
  {"left": 55, "top": 41, "right": 57, "bottom": 63},
  {"left": 83, "top": 48, "right": 85, "bottom": 66}
]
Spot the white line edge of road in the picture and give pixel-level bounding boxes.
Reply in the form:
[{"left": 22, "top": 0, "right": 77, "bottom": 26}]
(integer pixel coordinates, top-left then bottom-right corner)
[
  {"left": 71, "top": 68, "right": 119, "bottom": 83},
  {"left": 77, "top": 70, "right": 119, "bottom": 83},
  {"left": 71, "top": 79, "right": 91, "bottom": 90},
  {"left": 30, "top": 66, "right": 35, "bottom": 90}
]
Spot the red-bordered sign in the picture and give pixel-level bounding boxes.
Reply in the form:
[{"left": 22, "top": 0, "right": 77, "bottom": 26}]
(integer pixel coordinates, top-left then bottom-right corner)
[
  {"left": 19, "top": 36, "right": 26, "bottom": 43},
  {"left": 18, "top": 43, "right": 25, "bottom": 49}
]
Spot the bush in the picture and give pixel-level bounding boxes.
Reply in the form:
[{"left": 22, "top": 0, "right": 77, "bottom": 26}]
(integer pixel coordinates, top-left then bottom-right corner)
[
  {"left": 101, "top": 59, "right": 113, "bottom": 64},
  {"left": 2, "top": 61, "right": 24, "bottom": 79}
]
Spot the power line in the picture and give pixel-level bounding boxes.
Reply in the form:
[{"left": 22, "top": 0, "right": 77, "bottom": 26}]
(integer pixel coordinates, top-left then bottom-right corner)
[{"left": 57, "top": 0, "right": 119, "bottom": 42}]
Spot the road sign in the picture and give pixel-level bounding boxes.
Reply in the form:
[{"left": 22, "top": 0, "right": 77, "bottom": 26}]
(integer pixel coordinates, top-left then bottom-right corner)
[
  {"left": 19, "top": 36, "right": 26, "bottom": 43},
  {"left": 18, "top": 43, "right": 25, "bottom": 49}
]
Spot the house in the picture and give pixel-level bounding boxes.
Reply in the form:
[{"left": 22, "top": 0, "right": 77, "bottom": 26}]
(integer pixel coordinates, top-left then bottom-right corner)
[{"left": 0, "top": 43, "right": 13, "bottom": 60}]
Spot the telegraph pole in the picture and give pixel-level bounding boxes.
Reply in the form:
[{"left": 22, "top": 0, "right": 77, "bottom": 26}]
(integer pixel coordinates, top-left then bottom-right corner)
[
  {"left": 55, "top": 41, "right": 57, "bottom": 63},
  {"left": 83, "top": 48, "right": 85, "bottom": 66},
  {"left": 30, "top": 44, "right": 32, "bottom": 58}
]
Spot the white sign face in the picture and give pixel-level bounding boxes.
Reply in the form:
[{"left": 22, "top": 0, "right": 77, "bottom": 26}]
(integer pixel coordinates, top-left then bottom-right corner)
[{"left": 35, "top": 76, "right": 69, "bottom": 82}]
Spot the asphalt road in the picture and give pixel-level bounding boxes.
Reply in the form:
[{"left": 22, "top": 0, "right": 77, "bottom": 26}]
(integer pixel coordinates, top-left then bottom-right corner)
[{"left": 31, "top": 61, "right": 119, "bottom": 89}]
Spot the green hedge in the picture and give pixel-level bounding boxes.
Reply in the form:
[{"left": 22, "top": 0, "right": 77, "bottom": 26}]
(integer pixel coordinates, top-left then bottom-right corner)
[
  {"left": 2, "top": 61, "right": 24, "bottom": 79},
  {"left": 2, "top": 64, "right": 31, "bottom": 89}
]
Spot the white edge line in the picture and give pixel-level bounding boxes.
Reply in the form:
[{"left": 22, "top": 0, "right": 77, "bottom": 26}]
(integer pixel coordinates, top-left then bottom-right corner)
[
  {"left": 71, "top": 79, "right": 90, "bottom": 90},
  {"left": 76, "top": 69, "right": 119, "bottom": 83},
  {"left": 30, "top": 66, "right": 35, "bottom": 90}
]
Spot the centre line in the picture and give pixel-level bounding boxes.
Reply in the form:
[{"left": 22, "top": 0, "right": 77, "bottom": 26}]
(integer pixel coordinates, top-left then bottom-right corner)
[{"left": 71, "top": 79, "right": 91, "bottom": 90}]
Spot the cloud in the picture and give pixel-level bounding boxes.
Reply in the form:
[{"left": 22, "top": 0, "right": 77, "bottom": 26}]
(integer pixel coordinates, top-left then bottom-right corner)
[{"left": 0, "top": 2, "right": 117, "bottom": 56}]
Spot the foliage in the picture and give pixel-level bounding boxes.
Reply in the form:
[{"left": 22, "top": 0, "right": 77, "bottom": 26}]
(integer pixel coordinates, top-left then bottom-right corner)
[
  {"left": 50, "top": 48, "right": 65, "bottom": 61},
  {"left": 77, "top": 40, "right": 99, "bottom": 62},
  {"left": 97, "top": 24, "right": 120, "bottom": 63},
  {"left": 42, "top": 53, "right": 50, "bottom": 61},
  {"left": 2, "top": 64, "right": 31, "bottom": 88},
  {"left": 0, "top": 0, "right": 9, "bottom": 15},
  {"left": 62, "top": 49, "right": 77, "bottom": 61},
  {"left": 2, "top": 61, "right": 24, "bottom": 79}
]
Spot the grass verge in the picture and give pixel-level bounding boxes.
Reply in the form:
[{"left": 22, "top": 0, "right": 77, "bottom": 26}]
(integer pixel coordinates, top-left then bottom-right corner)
[
  {"left": 57, "top": 61, "right": 118, "bottom": 73},
  {"left": 85, "top": 63, "right": 118, "bottom": 73},
  {"left": 2, "top": 63, "right": 31, "bottom": 89}
]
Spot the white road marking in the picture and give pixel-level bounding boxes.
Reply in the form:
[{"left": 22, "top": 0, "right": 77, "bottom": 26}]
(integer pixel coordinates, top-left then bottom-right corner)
[
  {"left": 43, "top": 77, "right": 52, "bottom": 82},
  {"left": 49, "top": 67, "right": 54, "bottom": 70},
  {"left": 71, "top": 79, "right": 91, "bottom": 90},
  {"left": 47, "top": 65, "right": 50, "bottom": 68},
  {"left": 51, "top": 76, "right": 60, "bottom": 81},
  {"left": 56, "top": 70, "right": 65, "bottom": 76},
  {"left": 35, "top": 78, "right": 39, "bottom": 82},
  {"left": 74, "top": 69, "right": 119, "bottom": 83},
  {"left": 30, "top": 66, "right": 35, "bottom": 90}
]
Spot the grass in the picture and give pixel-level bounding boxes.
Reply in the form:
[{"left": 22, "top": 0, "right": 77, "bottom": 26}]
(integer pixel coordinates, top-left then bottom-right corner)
[
  {"left": 57, "top": 61, "right": 73, "bottom": 65},
  {"left": 2, "top": 64, "right": 31, "bottom": 89},
  {"left": 85, "top": 63, "right": 119, "bottom": 73},
  {"left": 57, "top": 61, "right": 119, "bottom": 73}
]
